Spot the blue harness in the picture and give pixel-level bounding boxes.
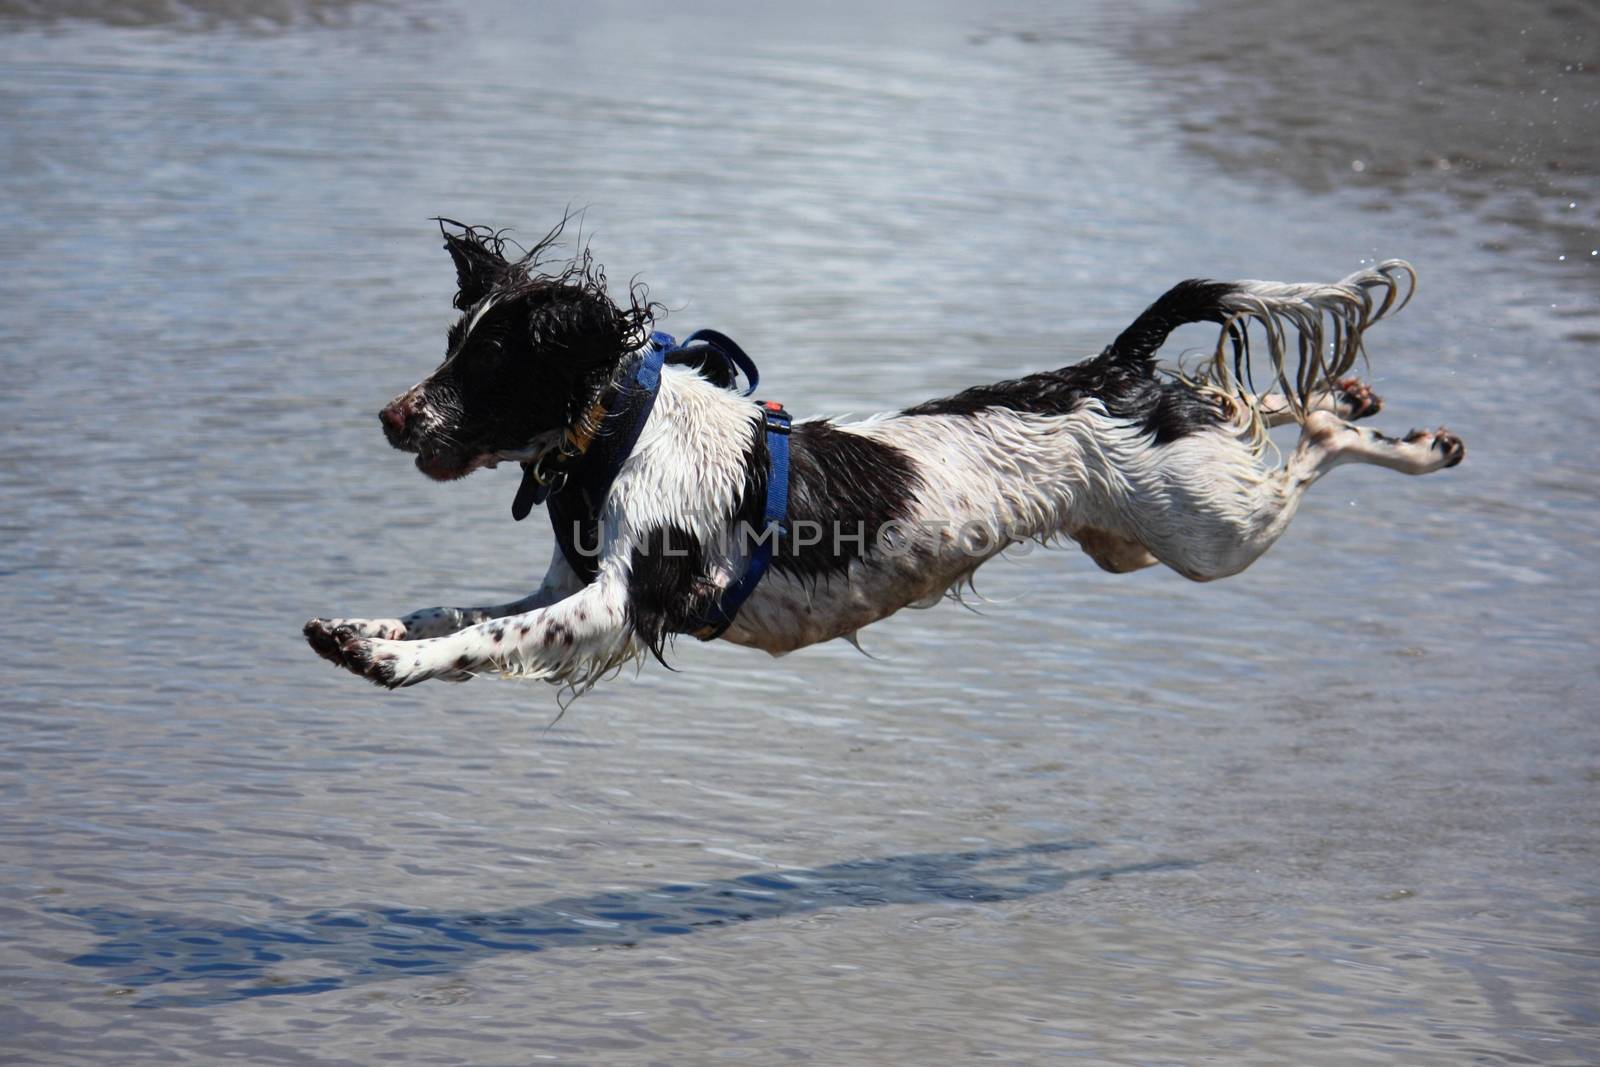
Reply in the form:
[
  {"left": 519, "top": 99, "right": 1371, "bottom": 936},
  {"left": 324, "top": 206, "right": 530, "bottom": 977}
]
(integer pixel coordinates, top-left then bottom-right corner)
[{"left": 511, "top": 330, "right": 790, "bottom": 641}]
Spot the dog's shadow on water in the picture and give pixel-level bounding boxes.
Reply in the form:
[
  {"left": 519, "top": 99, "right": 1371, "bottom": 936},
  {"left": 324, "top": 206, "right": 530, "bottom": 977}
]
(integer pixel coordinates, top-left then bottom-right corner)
[{"left": 56, "top": 842, "right": 1190, "bottom": 1007}]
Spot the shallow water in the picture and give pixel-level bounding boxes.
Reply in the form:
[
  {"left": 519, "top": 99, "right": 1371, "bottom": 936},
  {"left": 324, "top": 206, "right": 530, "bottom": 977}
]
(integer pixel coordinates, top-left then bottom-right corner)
[{"left": 2, "top": 1, "right": 1597, "bottom": 1063}]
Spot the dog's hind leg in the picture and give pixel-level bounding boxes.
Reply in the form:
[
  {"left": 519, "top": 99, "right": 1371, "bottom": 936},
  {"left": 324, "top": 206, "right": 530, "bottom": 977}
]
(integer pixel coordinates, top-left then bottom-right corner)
[
  {"left": 1133, "top": 411, "right": 1464, "bottom": 583},
  {"left": 1294, "top": 410, "right": 1465, "bottom": 476},
  {"left": 1254, "top": 378, "right": 1383, "bottom": 428},
  {"left": 1064, "top": 397, "right": 1382, "bottom": 577}
]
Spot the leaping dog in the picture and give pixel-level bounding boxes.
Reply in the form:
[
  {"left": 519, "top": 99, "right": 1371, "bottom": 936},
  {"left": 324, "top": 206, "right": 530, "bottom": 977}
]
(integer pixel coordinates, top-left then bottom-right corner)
[{"left": 305, "top": 220, "right": 1463, "bottom": 692}]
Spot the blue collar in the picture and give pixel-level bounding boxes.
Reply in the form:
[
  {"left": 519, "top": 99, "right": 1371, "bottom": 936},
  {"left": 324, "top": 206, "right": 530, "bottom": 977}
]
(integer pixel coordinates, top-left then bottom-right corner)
[{"left": 511, "top": 330, "right": 790, "bottom": 641}]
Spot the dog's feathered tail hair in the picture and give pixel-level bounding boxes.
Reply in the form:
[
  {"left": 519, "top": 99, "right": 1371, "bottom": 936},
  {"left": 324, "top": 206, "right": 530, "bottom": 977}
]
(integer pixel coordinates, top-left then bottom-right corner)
[{"left": 1104, "top": 260, "right": 1417, "bottom": 451}]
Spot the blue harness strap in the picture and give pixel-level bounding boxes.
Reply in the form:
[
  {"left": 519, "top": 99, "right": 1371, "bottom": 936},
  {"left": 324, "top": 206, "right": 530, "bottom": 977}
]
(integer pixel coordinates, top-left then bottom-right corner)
[
  {"left": 511, "top": 330, "right": 789, "bottom": 637},
  {"left": 687, "top": 400, "right": 790, "bottom": 642}
]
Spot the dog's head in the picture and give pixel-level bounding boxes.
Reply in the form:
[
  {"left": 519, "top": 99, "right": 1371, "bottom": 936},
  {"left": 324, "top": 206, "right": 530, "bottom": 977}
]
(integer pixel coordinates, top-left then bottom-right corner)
[{"left": 379, "top": 219, "right": 656, "bottom": 481}]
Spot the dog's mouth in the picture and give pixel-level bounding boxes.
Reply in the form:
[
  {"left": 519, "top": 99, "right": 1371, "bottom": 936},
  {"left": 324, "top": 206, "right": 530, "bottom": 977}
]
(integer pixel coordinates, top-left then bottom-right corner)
[
  {"left": 414, "top": 447, "right": 494, "bottom": 482},
  {"left": 412, "top": 437, "right": 558, "bottom": 482},
  {"left": 400, "top": 421, "right": 563, "bottom": 483}
]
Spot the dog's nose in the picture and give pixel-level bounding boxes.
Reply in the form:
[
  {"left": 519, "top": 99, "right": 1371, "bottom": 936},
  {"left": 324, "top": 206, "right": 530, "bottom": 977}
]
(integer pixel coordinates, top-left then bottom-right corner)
[
  {"left": 379, "top": 394, "right": 418, "bottom": 447},
  {"left": 380, "top": 401, "right": 408, "bottom": 434}
]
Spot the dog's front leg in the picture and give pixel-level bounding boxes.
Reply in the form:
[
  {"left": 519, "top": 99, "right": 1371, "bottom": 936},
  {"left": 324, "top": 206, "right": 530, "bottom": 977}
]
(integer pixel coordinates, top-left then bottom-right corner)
[
  {"left": 304, "top": 552, "right": 581, "bottom": 669},
  {"left": 393, "top": 551, "right": 584, "bottom": 638},
  {"left": 339, "top": 576, "right": 634, "bottom": 690}
]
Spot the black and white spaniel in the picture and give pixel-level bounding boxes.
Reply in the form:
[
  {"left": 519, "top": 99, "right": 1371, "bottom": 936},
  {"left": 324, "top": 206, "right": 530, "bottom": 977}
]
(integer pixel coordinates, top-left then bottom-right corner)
[{"left": 305, "top": 220, "right": 1463, "bottom": 692}]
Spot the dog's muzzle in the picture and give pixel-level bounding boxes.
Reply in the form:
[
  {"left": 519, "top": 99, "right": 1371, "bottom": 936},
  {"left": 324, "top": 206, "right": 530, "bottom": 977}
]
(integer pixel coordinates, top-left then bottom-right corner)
[{"left": 379, "top": 387, "right": 426, "bottom": 452}]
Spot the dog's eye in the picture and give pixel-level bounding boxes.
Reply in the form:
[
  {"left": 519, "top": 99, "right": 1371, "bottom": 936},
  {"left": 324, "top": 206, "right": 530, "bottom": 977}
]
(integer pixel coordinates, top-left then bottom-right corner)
[
  {"left": 479, "top": 319, "right": 509, "bottom": 346},
  {"left": 464, "top": 324, "right": 507, "bottom": 364}
]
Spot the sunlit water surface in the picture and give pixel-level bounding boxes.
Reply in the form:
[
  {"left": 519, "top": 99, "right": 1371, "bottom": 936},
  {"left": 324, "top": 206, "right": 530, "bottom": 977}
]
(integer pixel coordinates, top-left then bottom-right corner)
[{"left": 2, "top": 1, "right": 1597, "bottom": 1063}]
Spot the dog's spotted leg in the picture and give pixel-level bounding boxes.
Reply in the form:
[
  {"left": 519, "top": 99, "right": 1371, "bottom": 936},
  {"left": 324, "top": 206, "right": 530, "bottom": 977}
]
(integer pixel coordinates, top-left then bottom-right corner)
[
  {"left": 304, "top": 553, "right": 581, "bottom": 673},
  {"left": 306, "top": 616, "right": 484, "bottom": 683},
  {"left": 305, "top": 593, "right": 552, "bottom": 660},
  {"left": 339, "top": 576, "right": 635, "bottom": 690},
  {"left": 394, "top": 591, "right": 561, "bottom": 640},
  {"left": 397, "top": 551, "right": 583, "bottom": 639}
]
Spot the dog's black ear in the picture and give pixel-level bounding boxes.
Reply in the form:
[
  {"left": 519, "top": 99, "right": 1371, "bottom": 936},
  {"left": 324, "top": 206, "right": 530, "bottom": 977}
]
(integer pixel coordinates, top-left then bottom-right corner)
[
  {"left": 526, "top": 287, "right": 625, "bottom": 367},
  {"left": 436, "top": 219, "right": 510, "bottom": 311}
]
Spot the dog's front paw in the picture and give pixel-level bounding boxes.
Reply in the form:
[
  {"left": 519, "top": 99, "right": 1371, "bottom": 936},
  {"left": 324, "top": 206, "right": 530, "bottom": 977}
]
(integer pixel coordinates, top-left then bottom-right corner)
[
  {"left": 338, "top": 637, "right": 470, "bottom": 689},
  {"left": 304, "top": 618, "right": 346, "bottom": 665},
  {"left": 305, "top": 617, "right": 408, "bottom": 669}
]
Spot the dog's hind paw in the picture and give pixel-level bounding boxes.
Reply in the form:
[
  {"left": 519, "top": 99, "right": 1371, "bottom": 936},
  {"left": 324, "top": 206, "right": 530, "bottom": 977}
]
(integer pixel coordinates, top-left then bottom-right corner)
[
  {"left": 1334, "top": 378, "right": 1383, "bottom": 421},
  {"left": 1404, "top": 426, "right": 1466, "bottom": 468}
]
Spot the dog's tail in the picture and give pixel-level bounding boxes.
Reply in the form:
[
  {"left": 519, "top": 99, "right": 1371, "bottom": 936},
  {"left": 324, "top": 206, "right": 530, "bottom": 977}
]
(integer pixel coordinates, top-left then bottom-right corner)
[
  {"left": 1103, "top": 260, "right": 1416, "bottom": 438},
  {"left": 1100, "top": 279, "right": 1240, "bottom": 370}
]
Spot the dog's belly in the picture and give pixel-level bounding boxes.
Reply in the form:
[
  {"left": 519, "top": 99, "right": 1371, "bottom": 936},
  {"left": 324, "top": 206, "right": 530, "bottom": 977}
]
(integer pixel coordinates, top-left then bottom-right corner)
[
  {"left": 718, "top": 553, "right": 993, "bottom": 655},
  {"left": 1070, "top": 526, "right": 1159, "bottom": 574}
]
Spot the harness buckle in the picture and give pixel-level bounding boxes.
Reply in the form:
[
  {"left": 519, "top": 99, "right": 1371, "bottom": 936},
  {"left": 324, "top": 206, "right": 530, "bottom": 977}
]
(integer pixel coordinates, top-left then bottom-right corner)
[{"left": 761, "top": 400, "right": 791, "bottom": 435}]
